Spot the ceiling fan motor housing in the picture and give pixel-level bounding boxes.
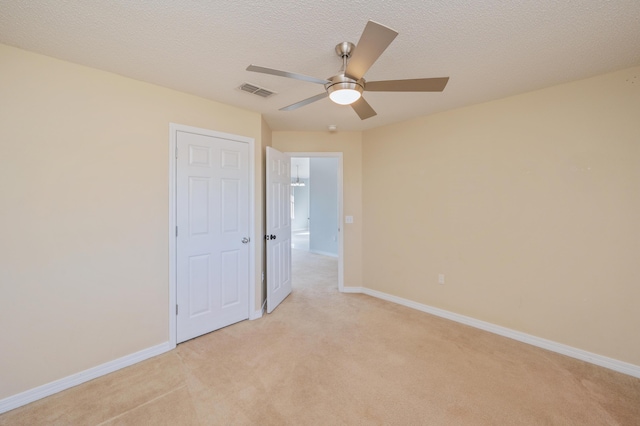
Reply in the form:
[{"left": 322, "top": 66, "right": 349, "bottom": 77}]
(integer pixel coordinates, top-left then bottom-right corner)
[{"left": 325, "top": 74, "right": 364, "bottom": 93}]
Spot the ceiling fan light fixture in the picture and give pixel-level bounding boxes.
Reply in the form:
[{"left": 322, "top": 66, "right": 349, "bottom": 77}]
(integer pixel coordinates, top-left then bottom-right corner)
[
  {"left": 329, "top": 86, "right": 362, "bottom": 105},
  {"left": 291, "top": 165, "right": 306, "bottom": 187},
  {"left": 326, "top": 76, "right": 364, "bottom": 105}
]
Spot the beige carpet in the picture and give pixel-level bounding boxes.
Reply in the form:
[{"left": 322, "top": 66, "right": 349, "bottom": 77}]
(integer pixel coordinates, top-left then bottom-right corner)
[{"left": 2, "top": 249, "right": 639, "bottom": 425}]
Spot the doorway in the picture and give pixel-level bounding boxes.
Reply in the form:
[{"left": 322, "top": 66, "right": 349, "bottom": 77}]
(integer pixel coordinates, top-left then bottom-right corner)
[{"left": 287, "top": 152, "right": 344, "bottom": 291}]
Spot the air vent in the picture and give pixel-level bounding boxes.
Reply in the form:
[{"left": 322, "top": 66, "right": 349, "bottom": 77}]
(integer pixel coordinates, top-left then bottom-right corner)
[{"left": 239, "top": 83, "right": 276, "bottom": 98}]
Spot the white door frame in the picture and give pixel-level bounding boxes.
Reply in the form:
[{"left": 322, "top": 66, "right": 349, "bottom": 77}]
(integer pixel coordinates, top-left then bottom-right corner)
[
  {"left": 287, "top": 152, "right": 344, "bottom": 292},
  {"left": 168, "top": 123, "right": 256, "bottom": 349}
]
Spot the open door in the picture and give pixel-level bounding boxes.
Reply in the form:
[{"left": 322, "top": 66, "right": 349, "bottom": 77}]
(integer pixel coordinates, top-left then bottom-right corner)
[{"left": 266, "top": 147, "right": 292, "bottom": 313}]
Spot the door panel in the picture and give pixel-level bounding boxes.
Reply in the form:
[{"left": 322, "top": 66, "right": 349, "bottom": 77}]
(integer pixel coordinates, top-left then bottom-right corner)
[
  {"left": 266, "top": 147, "right": 292, "bottom": 313},
  {"left": 177, "top": 131, "right": 249, "bottom": 343},
  {"left": 189, "top": 178, "right": 210, "bottom": 235},
  {"left": 221, "top": 178, "right": 240, "bottom": 231},
  {"left": 221, "top": 249, "right": 240, "bottom": 307}
]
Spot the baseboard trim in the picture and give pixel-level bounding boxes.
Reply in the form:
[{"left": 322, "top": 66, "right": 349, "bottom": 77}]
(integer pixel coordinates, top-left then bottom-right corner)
[
  {"left": 341, "top": 286, "right": 364, "bottom": 293},
  {"left": 0, "top": 341, "right": 173, "bottom": 414},
  {"left": 360, "top": 287, "right": 640, "bottom": 379},
  {"left": 250, "top": 300, "right": 266, "bottom": 320}
]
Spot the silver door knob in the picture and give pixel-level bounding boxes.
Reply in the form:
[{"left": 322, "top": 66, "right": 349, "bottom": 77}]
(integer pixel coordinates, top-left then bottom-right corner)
[{"left": 242, "top": 237, "right": 250, "bottom": 244}]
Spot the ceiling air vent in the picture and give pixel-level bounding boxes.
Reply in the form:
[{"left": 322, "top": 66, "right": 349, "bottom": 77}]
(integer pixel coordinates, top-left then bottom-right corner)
[{"left": 239, "top": 82, "right": 275, "bottom": 98}]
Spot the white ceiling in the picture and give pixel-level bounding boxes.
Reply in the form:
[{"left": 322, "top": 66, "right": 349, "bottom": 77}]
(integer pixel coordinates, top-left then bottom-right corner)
[{"left": 1, "top": 1, "right": 639, "bottom": 132}]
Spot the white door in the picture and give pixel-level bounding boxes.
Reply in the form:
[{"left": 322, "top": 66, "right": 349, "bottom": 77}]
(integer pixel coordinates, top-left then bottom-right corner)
[
  {"left": 176, "top": 130, "right": 250, "bottom": 343},
  {"left": 266, "top": 147, "right": 292, "bottom": 313}
]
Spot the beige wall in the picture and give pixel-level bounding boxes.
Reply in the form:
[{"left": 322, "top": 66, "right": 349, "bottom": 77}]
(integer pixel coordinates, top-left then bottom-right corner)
[
  {"left": 272, "top": 131, "right": 363, "bottom": 288},
  {"left": 1, "top": 38, "right": 637, "bottom": 403},
  {"left": 0, "top": 44, "right": 264, "bottom": 399},
  {"left": 362, "top": 66, "right": 640, "bottom": 365}
]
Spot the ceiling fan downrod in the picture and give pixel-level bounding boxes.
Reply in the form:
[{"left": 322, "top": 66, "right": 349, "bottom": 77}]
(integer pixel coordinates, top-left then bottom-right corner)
[
  {"left": 335, "top": 42, "right": 355, "bottom": 71},
  {"left": 325, "top": 42, "right": 364, "bottom": 105}
]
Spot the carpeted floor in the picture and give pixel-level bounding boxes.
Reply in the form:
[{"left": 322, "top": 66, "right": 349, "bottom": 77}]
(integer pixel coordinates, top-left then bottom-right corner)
[{"left": 2, "top": 249, "right": 639, "bottom": 425}]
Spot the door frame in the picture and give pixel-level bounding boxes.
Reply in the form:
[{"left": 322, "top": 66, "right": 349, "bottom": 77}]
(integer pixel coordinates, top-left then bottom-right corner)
[
  {"left": 168, "top": 123, "right": 256, "bottom": 349},
  {"left": 286, "top": 152, "right": 344, "bottom": 292}
]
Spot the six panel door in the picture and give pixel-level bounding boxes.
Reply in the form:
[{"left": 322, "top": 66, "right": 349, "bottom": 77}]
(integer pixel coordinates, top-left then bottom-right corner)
[{"left": 176, "top": 130, "right": 250, "bottom": 343}]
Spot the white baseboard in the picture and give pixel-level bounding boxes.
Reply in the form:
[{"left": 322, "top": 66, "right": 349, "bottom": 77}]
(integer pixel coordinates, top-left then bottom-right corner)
[
  {"left": 359, "top": 287, "right": 640, "bottom": 379},
  {"left": 0, "top": 341, "right": 173, "bottom": 415},
  {"left": 341, "top": 286, "right": 364, "bottom": 293},
  {"left": 250, "top": 300, "right": 266, "bottom": 320}
]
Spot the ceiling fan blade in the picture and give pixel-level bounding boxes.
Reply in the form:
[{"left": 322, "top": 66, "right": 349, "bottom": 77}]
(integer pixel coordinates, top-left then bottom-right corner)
[
  {"left": 345, "top": 21, "right": 398, "bottom": 80},
  {"left": 351, "top": 97, "right": 377, "bottom": 120},
  {"left": 365, "top": 77, "right": 450, "bottom": 92},
  {"left": 279, "top": 92, "right": 329, "bottom": 111},
  {"left": 247, "top": 65, "right": 329, "bottom": 85}
]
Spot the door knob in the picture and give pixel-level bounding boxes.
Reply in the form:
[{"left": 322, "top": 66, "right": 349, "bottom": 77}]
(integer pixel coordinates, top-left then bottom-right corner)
[{"left": 242, "top": 237, "right": 250, "bottom": 244}]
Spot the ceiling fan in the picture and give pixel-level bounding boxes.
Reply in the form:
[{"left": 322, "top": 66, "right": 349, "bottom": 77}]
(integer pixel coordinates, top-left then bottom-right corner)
[{"left": 246, "top": 20, "right": 449, "bottom": 120}]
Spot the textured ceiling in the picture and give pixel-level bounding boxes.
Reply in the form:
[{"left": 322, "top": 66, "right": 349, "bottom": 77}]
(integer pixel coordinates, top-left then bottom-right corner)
[{"left": 1, "top": 1, "right": 639, "bottom": 131}]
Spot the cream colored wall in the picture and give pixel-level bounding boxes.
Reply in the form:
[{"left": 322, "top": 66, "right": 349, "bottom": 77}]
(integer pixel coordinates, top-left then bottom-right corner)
[
  {"left": 362, "top": 66, "right": 640, "bottom": 365},
  {"left": 0, "top": 43, "right": 264, "bottom": 399},
  {"left": 272, "top": 131, "right": 363, "bottom": 288}
]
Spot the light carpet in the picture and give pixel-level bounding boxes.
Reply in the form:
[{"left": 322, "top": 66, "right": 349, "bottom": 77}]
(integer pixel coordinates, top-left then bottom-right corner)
[{"left": 1, "top": 249, "right": 639, "bottom": 425}]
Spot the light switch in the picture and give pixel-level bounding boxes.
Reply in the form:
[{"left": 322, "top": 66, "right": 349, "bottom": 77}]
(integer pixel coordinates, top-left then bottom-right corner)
[{"left": 345, "top": 216, "right": 354, "bottom": 224}]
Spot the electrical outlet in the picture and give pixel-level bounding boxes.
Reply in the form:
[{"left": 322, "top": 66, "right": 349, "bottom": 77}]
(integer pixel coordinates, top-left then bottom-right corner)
[
  {"left": 438, "top": 274, "right": 445, "bottom": 285},
  {"left": 345, "top": 216, "right": 354, "bottom": 224}
]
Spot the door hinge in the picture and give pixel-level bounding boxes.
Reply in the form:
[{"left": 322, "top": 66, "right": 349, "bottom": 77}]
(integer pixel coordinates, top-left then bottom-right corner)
[
  {"left": 176, "top": 226, "right": 178, "bottom": 237},
  {"left": 175, "top": 147, "right": 178, "bottom": 159},
  {"left": 176, "top": 304, "right": 179, "bottom": 315}
]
